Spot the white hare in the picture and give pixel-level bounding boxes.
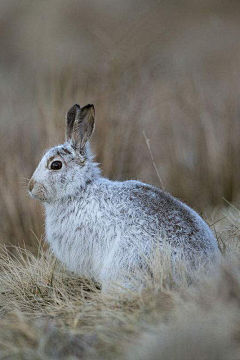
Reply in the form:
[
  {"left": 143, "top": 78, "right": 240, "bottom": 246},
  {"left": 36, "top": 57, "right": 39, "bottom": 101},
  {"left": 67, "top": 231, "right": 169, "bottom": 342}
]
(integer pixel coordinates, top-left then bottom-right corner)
[{"left": 29, "top": 104, "right": 219, "bottom": 290}]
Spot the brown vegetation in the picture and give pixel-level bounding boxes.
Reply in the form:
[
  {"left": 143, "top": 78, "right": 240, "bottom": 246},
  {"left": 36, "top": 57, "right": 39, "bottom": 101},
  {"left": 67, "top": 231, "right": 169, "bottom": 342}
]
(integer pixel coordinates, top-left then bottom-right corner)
[
  {"left": 1, "top": 1, "right": 240, "bottom": 358},
  {"left": 0, "top": 222, "right": 239, "bottom": 359}
]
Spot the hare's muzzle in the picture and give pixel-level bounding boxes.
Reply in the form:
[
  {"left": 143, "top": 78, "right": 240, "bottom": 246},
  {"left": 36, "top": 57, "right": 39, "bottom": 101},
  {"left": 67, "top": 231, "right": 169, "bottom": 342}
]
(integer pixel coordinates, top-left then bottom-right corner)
[
  {"left": 28, "top": 179, "right": 35, "bottom": 192},
  {"left": 28, "top": 179, "right": 48, "bottom": 202}
]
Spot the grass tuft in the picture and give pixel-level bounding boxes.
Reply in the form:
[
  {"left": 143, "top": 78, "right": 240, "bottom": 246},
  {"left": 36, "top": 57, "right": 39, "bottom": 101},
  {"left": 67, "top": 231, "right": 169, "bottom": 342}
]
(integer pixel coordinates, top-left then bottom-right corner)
[{"left": 0, "top": 218, "right": 240, "bottom": 359}]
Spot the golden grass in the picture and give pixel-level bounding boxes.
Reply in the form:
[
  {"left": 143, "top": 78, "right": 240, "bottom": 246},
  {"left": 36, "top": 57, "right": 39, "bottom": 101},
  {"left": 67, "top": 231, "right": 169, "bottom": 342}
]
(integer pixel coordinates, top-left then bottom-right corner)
[{"left": 0, "top": 213, "right": 239, "bottom": 359}]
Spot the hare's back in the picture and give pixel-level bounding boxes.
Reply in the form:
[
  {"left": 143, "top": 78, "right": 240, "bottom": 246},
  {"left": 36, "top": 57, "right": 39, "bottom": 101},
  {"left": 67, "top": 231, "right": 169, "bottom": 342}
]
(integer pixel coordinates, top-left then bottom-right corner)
[{"left": 113, "top": 180, "right": 217, "bottom": 253}]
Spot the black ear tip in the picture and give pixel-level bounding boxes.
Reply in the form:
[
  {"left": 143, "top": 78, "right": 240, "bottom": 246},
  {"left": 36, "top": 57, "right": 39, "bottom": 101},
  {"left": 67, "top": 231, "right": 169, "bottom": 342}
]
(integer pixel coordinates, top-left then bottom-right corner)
[
  {"left": 89, "top": 104, "right": 95, "bottom": 115},
  {"left": 83, "top": 104, "right": 95, "bottom": 113},
  {"left": 83, "top": 103, "right": 94, "bottom": 108},
  {"left": 67, "top": 104, "right": 81, "bottom": 114}
]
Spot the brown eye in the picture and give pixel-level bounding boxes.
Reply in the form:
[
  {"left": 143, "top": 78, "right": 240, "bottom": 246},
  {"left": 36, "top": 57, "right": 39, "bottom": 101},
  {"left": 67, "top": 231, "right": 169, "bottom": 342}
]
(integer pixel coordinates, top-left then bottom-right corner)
[{"left": 50, "top": 161, "right": 62, "bottom": 170}]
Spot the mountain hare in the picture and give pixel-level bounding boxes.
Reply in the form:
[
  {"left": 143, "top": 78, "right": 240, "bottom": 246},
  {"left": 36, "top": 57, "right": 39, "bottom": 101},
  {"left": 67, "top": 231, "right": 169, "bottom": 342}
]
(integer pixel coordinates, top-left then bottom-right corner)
[{"left": 29, "top": 104, "right": 219, "bottom": 290}]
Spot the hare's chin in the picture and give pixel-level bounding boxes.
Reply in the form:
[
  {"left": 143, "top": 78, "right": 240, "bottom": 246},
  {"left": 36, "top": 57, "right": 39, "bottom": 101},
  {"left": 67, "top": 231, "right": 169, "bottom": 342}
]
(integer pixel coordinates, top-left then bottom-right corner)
[{"left": 30, "top": 192, "right": 48, "bottom": 202}]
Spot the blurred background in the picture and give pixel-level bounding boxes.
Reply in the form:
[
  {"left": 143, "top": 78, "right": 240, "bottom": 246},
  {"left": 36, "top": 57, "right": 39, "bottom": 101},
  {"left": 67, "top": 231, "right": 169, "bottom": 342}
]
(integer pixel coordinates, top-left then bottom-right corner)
[{"left": 1, "top": 0, "right": 240, "bottom": 251}]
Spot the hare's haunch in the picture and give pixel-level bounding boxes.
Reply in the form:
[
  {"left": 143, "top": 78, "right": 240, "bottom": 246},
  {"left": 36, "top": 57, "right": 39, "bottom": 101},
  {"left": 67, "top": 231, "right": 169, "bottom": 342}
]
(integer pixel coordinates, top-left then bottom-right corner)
[{"left": 29, "top": 104, "right": 219, "bottom": 290}]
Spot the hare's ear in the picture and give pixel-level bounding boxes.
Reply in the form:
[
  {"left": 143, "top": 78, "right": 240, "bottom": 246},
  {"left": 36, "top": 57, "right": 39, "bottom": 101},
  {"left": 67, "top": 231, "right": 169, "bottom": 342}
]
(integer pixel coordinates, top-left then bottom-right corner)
[
  {"left": 71, "top": 104, "right": 95, "bottom": 153},
  {"left": 66, "top": 104, "right": 81, "bottom": 141}
]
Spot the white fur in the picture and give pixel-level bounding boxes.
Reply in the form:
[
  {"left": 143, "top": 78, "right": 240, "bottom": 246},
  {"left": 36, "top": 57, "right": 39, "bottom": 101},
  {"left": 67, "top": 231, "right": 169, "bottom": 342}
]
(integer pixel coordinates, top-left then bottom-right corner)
[{"left": 29, "top": 104, "right": 219, "bottom": 290}]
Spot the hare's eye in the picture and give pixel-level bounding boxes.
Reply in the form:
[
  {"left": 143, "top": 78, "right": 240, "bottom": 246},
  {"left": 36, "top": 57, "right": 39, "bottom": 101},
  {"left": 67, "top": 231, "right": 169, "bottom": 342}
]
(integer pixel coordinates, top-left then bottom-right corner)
[{"left": 50, "top": 161, "right": 62, "bottom": 170}]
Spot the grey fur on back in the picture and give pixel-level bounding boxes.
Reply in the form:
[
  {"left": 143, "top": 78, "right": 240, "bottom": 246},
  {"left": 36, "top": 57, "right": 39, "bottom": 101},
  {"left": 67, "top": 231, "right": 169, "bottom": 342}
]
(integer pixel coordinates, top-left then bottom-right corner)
[{"left": 29, "top": 103, "right": 219, "bottom": 290}]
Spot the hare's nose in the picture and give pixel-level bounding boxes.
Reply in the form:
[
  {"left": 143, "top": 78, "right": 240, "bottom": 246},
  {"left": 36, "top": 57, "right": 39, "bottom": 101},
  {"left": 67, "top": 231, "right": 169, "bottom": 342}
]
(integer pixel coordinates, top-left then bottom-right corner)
[{"left": 28, "top": 179, "right": 35, "bottom": 192}]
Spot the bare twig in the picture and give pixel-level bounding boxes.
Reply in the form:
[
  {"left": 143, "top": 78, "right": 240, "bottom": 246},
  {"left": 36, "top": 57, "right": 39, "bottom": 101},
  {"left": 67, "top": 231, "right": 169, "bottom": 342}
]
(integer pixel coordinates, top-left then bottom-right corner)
[
  {"left": 222, "top": 197, "right": 240, "bottom": 213},
  {"left": 143, "top": 131, "right": 165, "bottom": 190}
]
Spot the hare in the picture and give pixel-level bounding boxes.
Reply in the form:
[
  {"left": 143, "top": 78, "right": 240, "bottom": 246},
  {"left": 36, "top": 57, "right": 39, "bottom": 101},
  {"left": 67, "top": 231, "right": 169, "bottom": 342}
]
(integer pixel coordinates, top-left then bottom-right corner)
[{"left": 29, "top": 104, "right": 219, "bottom": 290}]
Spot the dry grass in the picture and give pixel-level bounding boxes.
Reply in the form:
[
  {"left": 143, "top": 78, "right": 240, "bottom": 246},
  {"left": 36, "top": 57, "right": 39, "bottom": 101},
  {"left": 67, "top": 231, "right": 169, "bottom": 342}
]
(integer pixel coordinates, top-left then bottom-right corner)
[{"left": 0, "top": 214, "right": 239, "bottom": 359}]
